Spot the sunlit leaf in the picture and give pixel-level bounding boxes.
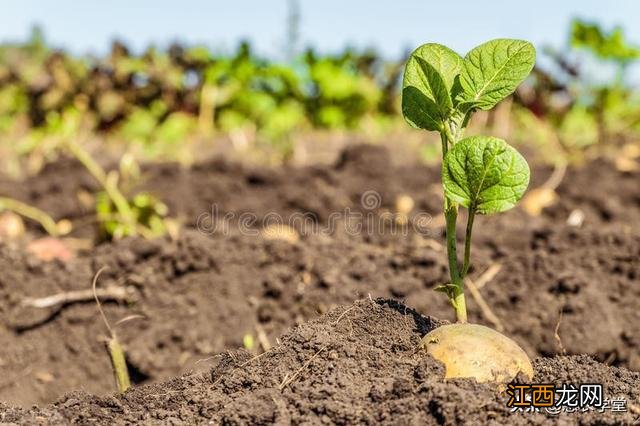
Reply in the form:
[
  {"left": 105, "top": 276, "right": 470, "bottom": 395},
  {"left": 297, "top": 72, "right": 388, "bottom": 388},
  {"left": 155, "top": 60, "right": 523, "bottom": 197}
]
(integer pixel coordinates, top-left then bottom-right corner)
[
  {"left": 442, "top": 136, "right": 530, "bottom": 214},
  {"left": 458, "top": 39, "right": 536, "bottom": 111},
  {"left": 402, "top": 43, "right": 463, "bottom": 130}
]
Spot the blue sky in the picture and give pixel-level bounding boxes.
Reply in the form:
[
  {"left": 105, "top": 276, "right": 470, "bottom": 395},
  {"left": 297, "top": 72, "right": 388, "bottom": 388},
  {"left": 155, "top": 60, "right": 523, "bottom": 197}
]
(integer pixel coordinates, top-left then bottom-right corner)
[{"left": 1, "top": 0, "right": 639, "bottom": 60}]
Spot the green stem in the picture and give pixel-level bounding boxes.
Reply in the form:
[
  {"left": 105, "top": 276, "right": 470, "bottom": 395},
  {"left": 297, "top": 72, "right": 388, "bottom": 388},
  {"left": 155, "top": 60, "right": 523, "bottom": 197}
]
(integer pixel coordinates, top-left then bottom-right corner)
[
  {"left": 440, "top": 125, "right": 467, "bottom": 323},
  {"left": 0, "top": 196, "right": 60, "bottom": 236},
  {"left": 452, "top": 290, "right": 467, "bottom": 323},
  {"left": 444, "top": 205, "right": 460, "bottom": 284},
  {"left": 439, "top": 131, "right": 448, "bottom": 156},
  {"left": 442, "top": 122, "right": 455, "bottom": 148},
  {"left": 93, "top": 267, "right": 131, "bottom": 393},
  {"left": 461, "top": 209, "right": 475, "bottom": 278},
  {"left": 65, "top": 141, "right": 135, "bottom": 230},
  {"left": 444, "top": 204, "right": 467, "bottom": 322},
  {"left": 108, "top": 335, "right": 131, "bottom": 393}
]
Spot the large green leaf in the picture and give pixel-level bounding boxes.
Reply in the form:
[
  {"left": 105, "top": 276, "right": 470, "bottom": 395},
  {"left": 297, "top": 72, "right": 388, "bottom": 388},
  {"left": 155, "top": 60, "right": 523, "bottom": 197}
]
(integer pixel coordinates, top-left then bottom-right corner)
[
  {"left": 571, "top": 19, "right": 640, "bottom": 63},
  {"left": 442, "top": 136, "right": 530, "bottom": 214},
  {"left": 402, "top": 43, "right": 463, "bottom": 131},
  {"left": 458, "top": 39, "right": 535, "bottom": 111},
  {"left": 414, "top": 57, "right": 453, "bottom": 111},
  {"left": 405, "top": 43, "right": 463, "bottom": 95},
  {"left": 402, "top": 86, "right": 444, "bottom": 131}
]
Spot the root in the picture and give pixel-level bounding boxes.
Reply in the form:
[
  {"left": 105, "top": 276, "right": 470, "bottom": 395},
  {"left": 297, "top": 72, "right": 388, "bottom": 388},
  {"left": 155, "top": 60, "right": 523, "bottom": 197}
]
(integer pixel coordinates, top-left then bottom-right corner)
[{"left": 22, "top": 286, "right": 133, "bottom": 309}]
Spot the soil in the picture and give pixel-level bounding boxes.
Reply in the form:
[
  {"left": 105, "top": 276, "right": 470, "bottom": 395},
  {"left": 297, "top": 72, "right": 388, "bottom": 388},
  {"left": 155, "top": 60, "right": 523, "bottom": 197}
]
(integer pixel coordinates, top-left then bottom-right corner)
[
  {"left": 0, "top": 143, "right": 639, "bottom": 423},
  {"left": 2, "top": 300, "right": 639, "bottom": 425}
]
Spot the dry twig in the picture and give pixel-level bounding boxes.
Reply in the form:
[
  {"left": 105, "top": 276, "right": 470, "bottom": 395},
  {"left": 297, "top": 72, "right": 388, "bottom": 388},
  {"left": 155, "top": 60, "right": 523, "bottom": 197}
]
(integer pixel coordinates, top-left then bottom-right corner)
[
  {"left": 22, "top": 286, "right": 133, "bottom": 309},
  {"left": 255, "top": 324, "right": 272, "bottom": 352},
  {"left": 466, "top": 278, "right": 505, "bottom": 332},
  {"left": 465, "top": 264, "right": 505, "bottom": 331},
  {"left": 474, "top": 263, "right": 502, "bottom": 290}
]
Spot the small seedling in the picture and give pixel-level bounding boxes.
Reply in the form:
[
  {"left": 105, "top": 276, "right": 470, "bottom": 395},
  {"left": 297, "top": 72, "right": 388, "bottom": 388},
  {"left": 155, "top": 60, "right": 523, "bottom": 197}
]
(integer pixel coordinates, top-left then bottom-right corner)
[
  {"left": 65, "top": 140, "right": 170, "bottom": 240},
  {"left": 92, "top": 267, "right": 131, "bottom": 393},
  {"left": 242, "top": 334, "right": 256, "bottom": 352},
  {"left": 402, "top": 39, "right": 535, "bottom": 382}
]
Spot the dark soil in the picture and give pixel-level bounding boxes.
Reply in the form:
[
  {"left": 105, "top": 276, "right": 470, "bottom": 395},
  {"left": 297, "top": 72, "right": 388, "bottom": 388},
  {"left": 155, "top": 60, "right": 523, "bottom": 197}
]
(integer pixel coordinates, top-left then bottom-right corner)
[
  {"left": 0, "top": 144, "right": 639, "bottom": 422},
  {"left": 2, "top": 300, "right": 639, "bottom": 425}
]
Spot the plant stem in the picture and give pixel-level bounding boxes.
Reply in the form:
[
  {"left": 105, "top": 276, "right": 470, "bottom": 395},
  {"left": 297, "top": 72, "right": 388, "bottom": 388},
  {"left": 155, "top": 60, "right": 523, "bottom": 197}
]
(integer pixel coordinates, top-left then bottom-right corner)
[
  {"left": 93, "top": 267, "right": 131, "bottom": 393},
  {"left": 452, "top": 289, "right": 467, "bottom": 323},
  {"left": 65, "top": 140, "right": 135, "bottom": 231},
  {"left": 0, "top": 196, "right": 60, "bottom": 236},
  {"left": 440, "top": 125, "right": 467, "bottom": 323},
  {"left": 444, "top": 205, "right": 460, "bottom": 284},
  {"left": 461, "top": 209, "right": 475, "bottom": 278},
  {"left": 444, "top": 204, "right": 467, "bottom": 322},
  {"left": 108, "top": 336, "right": 131, "bottom": 393},
  {"left": 442, "top": 123, "right": 455, "bottom": 149}
]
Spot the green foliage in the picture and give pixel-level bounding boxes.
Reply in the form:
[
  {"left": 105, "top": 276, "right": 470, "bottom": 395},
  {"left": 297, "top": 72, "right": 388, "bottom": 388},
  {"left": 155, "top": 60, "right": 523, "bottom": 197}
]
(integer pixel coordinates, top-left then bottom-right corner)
[
  {"left": 0, "top": 35, "right": 401, "bottom": 167},
  {"left": 96, "top": 191, "right": 168, "bottom": 240},
  {"left": 402, "top": 44, "right": 462, "bottom": 130},
  {"left": 458, "top": 39, "right": 536, "bottom": 111},
  {"left": 64, "top": 139, "right": 171, "bottom": 242},
  {"left": 402, "top": 39, "right": 535, "bottom": 323},
  {"left": 514, "top": 19, "right": 640, "bottom": 159},
  {"left": 402, "top": 40, "right": 535, "bottom": 132},
  {"left": 442, "top": 136, "right": 530, "bottom": 214},
  {"left": 306, "top": 53, "right": 382, "bottom": 128},
  {"left": 557, "top": 106, "right": 599, "bottom": 149},
  {"left": 571, "top": 19, "right": 640, "bottom": 64}
]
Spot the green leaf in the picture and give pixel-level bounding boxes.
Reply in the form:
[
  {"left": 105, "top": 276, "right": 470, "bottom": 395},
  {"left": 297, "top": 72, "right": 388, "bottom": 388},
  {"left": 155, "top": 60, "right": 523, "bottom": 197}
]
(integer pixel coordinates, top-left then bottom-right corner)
[
  {"left": 414, "top": 57, "right": 453, "bottom": 111},
  {"left": 401, "top": 87, "right": 443, "bottom": 131},
  {"left": 442, "top": 136, "right": 530, "bottom": 214},
  {"left": 402, "top": 43, "right": 463, "bottom": 130},
  {"left": 571, "top": 19, "right": 640, "bottom": 63},
  {"left": 458, "top": 39, "right": 536, "bottom": 111}
]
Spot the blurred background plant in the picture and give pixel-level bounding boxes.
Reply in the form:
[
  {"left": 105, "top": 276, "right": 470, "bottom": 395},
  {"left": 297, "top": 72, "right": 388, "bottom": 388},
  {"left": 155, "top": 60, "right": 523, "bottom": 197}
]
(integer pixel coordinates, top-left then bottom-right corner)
[
  {"left": 0, "top": 2, "right": 639, "bottom": 243},
  {"left": 0, "top": 26, "right": 405, "bottom": 175},
  {"left": 512, "top": 18, "right": 640, "bottom": 167},
  {"left": 0, "top": 16, "right": 639, "bottom": 178}
]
